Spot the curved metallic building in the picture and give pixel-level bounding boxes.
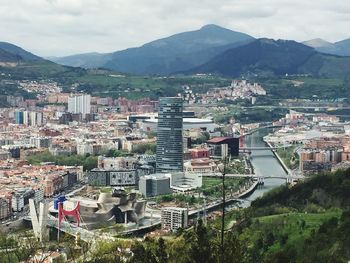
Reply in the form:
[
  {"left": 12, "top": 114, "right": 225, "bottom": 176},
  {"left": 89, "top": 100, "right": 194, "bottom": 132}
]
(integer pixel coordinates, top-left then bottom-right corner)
[{"left": 156, "top": 97, "right": 183, "bottom": 173}]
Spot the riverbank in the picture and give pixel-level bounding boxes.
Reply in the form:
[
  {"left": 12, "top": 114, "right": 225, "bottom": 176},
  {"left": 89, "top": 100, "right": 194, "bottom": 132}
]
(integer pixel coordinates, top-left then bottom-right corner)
[
  {"left": 265, "top": 140, "right": 291, "bottom": 175},
  {"left": 189, "top": 180, "right": 259, "bottom": 218}
]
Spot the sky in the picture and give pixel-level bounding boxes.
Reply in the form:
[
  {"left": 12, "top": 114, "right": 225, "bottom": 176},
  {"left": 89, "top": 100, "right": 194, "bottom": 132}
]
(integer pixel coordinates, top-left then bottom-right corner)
[{"left": 0, "top": 0, "right": 349, "bottom": 57}]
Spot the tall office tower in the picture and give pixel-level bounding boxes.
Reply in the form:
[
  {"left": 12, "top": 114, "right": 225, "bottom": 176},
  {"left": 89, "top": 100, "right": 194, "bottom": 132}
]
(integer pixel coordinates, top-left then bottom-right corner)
[
  {"left": 156, "top": 97, "right": 183, "bottom": 172},
  {"left": 68, "top": 94, "right": 91, "bottom": 115}
]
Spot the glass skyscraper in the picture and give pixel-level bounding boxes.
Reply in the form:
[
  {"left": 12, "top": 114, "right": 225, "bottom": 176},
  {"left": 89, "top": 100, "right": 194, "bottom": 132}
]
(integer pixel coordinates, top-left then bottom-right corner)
[{"left": 156, "top": 97, "right": 183, "bottom": 173}]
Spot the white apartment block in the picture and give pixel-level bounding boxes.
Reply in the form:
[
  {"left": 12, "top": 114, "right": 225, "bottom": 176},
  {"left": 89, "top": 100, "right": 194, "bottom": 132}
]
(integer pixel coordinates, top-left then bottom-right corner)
[
  {"left": 161, "top": 207, "right": 188, "bottom": 231},
  {"left": 68, "top": 94, "right": 91, "bottom": 115},
  {"left": 12, "top": 193, "right": 24, "bottom": 212}
]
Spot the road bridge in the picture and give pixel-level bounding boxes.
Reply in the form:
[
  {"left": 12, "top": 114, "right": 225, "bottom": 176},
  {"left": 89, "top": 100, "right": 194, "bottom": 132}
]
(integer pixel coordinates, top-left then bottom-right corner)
[{"left": 203, "top": 173, "right": 304, "bottom": 183}]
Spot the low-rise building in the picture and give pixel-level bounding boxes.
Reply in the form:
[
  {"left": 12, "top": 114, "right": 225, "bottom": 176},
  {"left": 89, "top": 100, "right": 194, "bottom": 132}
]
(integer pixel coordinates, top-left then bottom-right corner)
[
  {"left": 30, "top": 137, "right": 52, "bottom": 149},
  {"left": 188, "top": 148, "right": 209, "bottom": 159},
  {"left": 184, "top": 158, "right": 217, "bottom": 174},
  {"left": 170, "top": 172, "right": 202, "bottom": 192},
  {"left": 98, "top": 156, "right": 137, "bottom": 170},
  {"left": 139, "top": 174, "right": 171, "bottom": 197},
  {"left": 88, "top": 169, "right": 138, "bottom": 186}
]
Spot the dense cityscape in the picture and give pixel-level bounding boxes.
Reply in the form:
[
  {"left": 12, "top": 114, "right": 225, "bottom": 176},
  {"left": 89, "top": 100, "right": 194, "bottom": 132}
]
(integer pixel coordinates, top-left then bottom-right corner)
[{"left": 1, "top": 1, "right": 350, "bottom": 262}]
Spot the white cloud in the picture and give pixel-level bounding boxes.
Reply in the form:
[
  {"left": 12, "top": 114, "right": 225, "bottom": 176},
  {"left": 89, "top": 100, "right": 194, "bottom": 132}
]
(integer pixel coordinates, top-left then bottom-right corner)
[{"left": 0, "top": 0, "right": 349, "bottom": 56}]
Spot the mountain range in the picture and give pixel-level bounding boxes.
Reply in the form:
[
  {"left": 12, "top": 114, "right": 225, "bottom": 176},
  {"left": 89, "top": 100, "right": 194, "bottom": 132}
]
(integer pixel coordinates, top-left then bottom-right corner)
[
  {"left": 50, "top": 24, "right": 255, "bottom": 75},
  {"left": 1, "top": 25, "right": 350, "bottom": 78},
  {"left": 303, "top": 38, "right": 350, "bottom": 56},
  {"left": 0, "top": 42, "right": 41, "bottom": 62},
  {"left": 186, "top": 38, "right": 350, "bottom": 78}
]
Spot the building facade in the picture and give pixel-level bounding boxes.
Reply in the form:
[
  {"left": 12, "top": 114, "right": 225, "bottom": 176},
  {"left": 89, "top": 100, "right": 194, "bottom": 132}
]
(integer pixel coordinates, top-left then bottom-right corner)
[
  {"left": 88, "top": 169, "right": 138, "bottom": 186},
  {"left": 0, "top": 197, "right": 10, "bottom": 220},
  {"left": 161, "top": 207, "right": 188, "bottom": 231},
  {"left": 156, "top": 97, "right": 183, "bottom": 173},
  {"left": 139, "top": 174, "right": 171, "bottom": 197},
  {"left": 68, "top": 94, "right": 91, "bottom": 115}
]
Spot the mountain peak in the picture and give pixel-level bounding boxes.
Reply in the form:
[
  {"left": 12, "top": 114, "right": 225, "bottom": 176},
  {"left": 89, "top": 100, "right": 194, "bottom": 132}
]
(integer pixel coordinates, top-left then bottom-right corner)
[
  {"left": 200, "top": 24, "right": 224, "bottom": 30},
  {"left": 302, "top": 38, "right": 333, "bottom": 48}
]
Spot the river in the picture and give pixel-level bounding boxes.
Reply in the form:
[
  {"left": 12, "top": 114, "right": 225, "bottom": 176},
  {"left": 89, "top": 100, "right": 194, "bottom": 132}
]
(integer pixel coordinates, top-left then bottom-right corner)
[{"left": 242, "top": 128, "right": 287, "bottom": 204}]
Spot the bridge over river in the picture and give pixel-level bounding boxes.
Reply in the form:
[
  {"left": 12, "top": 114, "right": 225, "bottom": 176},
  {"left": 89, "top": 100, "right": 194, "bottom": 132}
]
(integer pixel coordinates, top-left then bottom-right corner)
[{"left": 202, "top": 173, "right": 304, "bottom": 183}]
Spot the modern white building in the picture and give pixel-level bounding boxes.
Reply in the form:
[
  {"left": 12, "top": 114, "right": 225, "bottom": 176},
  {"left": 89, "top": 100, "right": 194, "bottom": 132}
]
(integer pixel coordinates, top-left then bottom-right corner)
[
  {"left": 170, "top": 172, "right": 203, "bottom": 192},
  {"left": 77, "top": 143, "right": 94, "bottom": 156},
  {"left": 139, "top": 174, "right": 171, "bottom": 197},
  {"left": 68, "top": 94, "right": 91, "bottom": 115},
  {"left": 23, "top": 111, "right": 44, "bottom": 126},
  {"left": 161, "top": 207, "right": 188, "bottom": 231},
  {"left": 12, "top": 193, "right": 24, "bottom": 212},
  {"left": 30, "top": 137, "right": 52, "bottom": 149}
]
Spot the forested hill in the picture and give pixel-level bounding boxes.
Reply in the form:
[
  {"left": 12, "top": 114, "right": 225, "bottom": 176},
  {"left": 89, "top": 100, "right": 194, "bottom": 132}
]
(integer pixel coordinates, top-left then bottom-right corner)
[
  {"left": 187, "top": 38, "right": 350, "bottom": 78},
  {"left": 236, "top": 169, "right": 350, "bottom": 263}
]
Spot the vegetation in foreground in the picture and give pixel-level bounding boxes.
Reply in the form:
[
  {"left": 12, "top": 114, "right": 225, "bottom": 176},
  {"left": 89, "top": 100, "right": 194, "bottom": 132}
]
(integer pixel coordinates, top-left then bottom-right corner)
[{"left": 1, "top": 169, "right": 349, "bottom": 262}]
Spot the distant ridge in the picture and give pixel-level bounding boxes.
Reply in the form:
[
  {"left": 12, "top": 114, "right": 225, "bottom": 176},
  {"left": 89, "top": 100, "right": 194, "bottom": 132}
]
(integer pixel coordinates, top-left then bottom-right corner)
[
  {"left": 50, "top": 24, "right": 255, "bottom": 74},
  {"left": 302, "top": 38, "right": 333, "bottom": 48},
  {"left": 186, "top": 38, "right": 350, "bottom": 78},
  {"left": 303, "top": 38, "right": 350, "bottom": 56},
  {"left": 0, "top": 42, "right": 42, "bottom": 61}
]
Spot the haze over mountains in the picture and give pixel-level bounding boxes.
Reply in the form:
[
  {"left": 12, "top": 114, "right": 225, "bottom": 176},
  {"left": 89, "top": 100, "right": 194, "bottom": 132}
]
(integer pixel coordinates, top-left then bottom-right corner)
[
  {"left": 1, "top": 24, "right": 350, "bottom": 78},
  {"left": 303, "top": 38, "right": 350, "bottom": 56}
]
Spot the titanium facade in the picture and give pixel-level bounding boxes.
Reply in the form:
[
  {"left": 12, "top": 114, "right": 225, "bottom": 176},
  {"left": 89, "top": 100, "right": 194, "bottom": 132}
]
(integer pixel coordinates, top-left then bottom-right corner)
[{"left": 156, "top": 97, "right": 183, "bottom": 172}]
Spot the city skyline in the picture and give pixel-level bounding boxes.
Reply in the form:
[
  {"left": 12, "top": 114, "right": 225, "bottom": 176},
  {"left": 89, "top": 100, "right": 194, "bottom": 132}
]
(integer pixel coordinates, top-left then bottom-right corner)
[{"left": 1, "top": 0, "right": 350, "bottom": 56}]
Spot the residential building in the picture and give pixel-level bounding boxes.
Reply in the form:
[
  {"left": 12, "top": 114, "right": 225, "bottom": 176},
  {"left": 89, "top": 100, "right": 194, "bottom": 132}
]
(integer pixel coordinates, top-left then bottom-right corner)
[
  {"left": 12, "top": 193, "right": 24, "bottom": 212},
  {"left": 161, "top": 207, "right": 188, "bottom": 231},
  {"left": 68, "top": 94, "right": 91, "bottom": 115},
  {"left": 30, "top": 137, "right": 52, "bottom": 149},
  {"left": 0, "top": 197, "right": 10, "bottom": 220},
  {"left": 14, "top": 111, "right": 24, "bottom": 124}
]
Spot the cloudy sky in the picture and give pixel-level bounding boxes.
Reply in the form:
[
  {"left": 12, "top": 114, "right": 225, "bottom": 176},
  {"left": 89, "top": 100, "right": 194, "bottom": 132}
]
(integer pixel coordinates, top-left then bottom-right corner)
[{"left": 1, "top": 0, "right": 349, "bottom": 57}]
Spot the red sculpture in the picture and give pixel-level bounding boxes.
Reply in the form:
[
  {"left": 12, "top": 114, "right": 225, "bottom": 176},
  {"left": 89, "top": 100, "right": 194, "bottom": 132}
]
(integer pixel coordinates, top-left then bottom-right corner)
[{"left": 58, "top": 202, "right": 81, "bottom": 229}]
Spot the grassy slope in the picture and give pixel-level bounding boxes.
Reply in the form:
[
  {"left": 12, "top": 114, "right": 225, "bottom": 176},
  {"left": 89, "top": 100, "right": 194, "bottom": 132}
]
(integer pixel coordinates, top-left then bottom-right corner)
[{"left": 230, "top": 169, "right": 350, "bottom": 262}]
